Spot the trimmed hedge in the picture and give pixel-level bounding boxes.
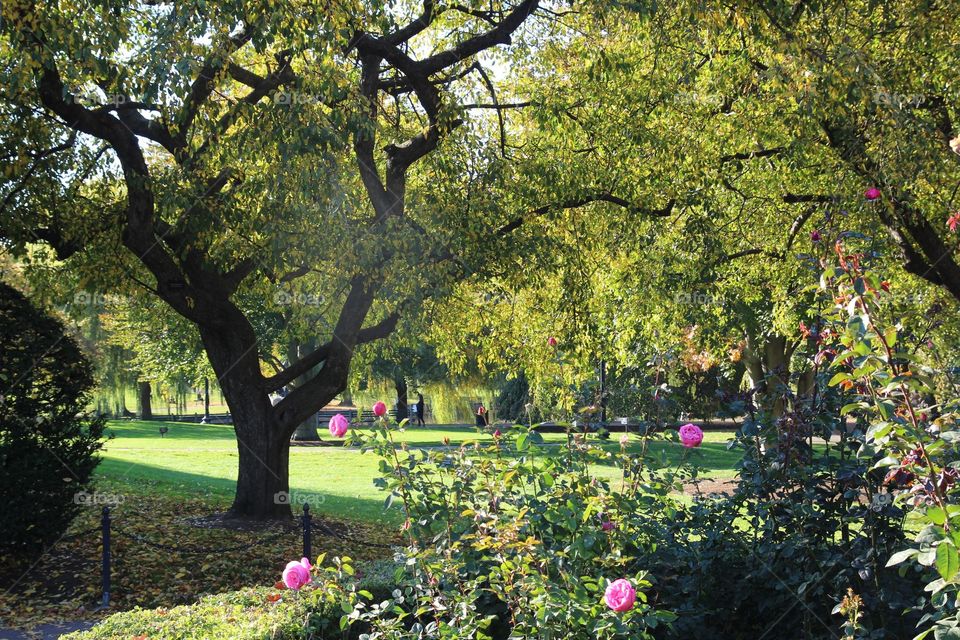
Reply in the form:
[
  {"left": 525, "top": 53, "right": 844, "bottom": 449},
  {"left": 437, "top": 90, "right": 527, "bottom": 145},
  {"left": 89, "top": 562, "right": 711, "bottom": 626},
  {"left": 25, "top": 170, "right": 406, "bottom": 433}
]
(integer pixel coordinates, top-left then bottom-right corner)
[{"left": 64, "top": 559, "right": 401, "bottom": 640}]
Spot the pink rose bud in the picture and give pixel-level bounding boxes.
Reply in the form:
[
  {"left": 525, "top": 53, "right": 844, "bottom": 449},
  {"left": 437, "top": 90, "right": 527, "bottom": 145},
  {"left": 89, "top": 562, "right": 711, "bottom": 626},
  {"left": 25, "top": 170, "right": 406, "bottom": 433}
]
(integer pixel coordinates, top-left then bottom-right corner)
[
  {"left": 372, "top": 401, "right": 387, "bottom": 417},
  {"left": 282, "top": 557, "right": 312, "bottom": 590},
  {"left": 604, "top": 578, "right": 637, "bottom": 612},
  {"left": 493, "top": 429, "right": 502, "bottom": 438},
  {"left": 864, "top": 187, "right": 881, "bottom": 200},
  {"left": 810, "top": 230, "right": 821, "bottom": 242},
  {"left": 328, "top": 413, "right": 349, "bottom": 438},
  {"left": 678, "top": 423, "right": 704, "bottom": 448},
  {"left": 547, "top": 336, "right": 558, "bottom": 347},
  {"left": 601, "top": 520, "right": 615, "bottom": 532}
]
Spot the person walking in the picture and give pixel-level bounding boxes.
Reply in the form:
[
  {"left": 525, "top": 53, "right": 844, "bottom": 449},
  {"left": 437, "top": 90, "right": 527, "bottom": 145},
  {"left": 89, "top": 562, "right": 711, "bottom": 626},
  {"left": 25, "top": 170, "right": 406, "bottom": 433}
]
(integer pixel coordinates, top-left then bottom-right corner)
[{"left": 415, "top": 392, "right": 426, "bottom": 427}]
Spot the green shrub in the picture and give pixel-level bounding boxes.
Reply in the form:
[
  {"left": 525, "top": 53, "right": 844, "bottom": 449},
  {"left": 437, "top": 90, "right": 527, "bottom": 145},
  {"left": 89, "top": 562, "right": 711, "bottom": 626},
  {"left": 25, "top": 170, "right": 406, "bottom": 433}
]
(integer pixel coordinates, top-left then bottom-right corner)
[
  {"left": 64, "top": 558, "right": 402, "bottom": 640},
  {"left": 0, "top": 282, "right": 106, "bottom": 552},
  {"left": 348, "top": 421, "right": 681, "bottom": 639},
  {"left": 62, "top": 587, "right": 334, "bottom": 640}
]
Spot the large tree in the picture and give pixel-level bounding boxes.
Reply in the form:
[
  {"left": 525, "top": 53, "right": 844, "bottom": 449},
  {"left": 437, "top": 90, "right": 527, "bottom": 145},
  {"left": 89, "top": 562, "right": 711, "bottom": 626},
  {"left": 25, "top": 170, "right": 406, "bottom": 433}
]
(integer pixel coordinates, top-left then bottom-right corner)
[
  {"left": 0, "top": 0, "right": 559, "bottom": 518},
  {"left": 429, "top": 0, "right": 960, "bottom": 416}
]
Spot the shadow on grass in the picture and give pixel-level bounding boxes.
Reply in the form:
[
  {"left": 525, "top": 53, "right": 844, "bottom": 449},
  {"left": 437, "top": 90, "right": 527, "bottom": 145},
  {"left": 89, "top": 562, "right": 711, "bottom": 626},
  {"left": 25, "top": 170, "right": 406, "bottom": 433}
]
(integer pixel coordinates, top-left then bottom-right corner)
[{"left": 94, "top": 458, "right": 400, "bottom": 525}]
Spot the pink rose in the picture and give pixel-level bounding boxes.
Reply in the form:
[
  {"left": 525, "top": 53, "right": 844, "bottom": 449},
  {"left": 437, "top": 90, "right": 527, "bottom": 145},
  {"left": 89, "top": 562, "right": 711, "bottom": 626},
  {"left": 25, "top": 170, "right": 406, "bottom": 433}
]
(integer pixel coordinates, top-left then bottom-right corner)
[
  {"left": 810, "top": 230, "right": 821, "bottom": 242},
  {"left": 328, "top": 413, "right": 349, "bottom": 438},
  {"left": 864, "top": 187, "right": 881, "bottom": 201},
  {"left": 619, "top": 433, "right": 629, "bottom": 447},
  {"left": 604, "top": 578, "right": 636, "bottom": 612},
  {"left": 372, "top": 401, "right": 387, "bottom": 417},
  {"left": 493, "top": 429, "right": 502, "bottom": 438},
  {"left": 601, "top": 520, "right": 615, "bottom": 532},
  {"left": 678, "top": 423, "right": 703, "bottom": 448},
  {"left": 547, "top": 336, "right": 558, "bottom": 347},
  {"left": 282, "top": 557, "right": 312, "bottom": 590}
]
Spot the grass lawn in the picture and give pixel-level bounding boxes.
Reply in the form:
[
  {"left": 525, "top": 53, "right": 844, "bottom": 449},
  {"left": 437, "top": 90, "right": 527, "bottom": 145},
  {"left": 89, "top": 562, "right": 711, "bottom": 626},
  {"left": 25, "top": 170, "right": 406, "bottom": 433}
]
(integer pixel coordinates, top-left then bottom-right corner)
[{"left": 95, "top": 420, "right": 744, "bottom": 524}]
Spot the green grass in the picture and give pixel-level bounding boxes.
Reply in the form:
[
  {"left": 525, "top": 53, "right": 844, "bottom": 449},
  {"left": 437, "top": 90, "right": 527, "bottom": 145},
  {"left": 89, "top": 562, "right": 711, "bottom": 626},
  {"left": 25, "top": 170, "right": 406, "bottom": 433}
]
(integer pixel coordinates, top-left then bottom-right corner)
[{"left": 95, "top": 420, "right": 743, "bottom": 524}]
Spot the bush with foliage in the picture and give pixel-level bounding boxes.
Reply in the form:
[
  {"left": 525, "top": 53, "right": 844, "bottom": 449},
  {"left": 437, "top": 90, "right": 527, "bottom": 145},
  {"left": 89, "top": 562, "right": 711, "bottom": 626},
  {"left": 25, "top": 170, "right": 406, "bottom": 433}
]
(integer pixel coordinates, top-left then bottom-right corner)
[
  {"left": 0, "top": 282, "right": 106, "bottom": 552},
  {"left": 339, "top": 416, "right": 690, "bottom": 638},
  {"left": 813, "top": 238, "right": 960, "bottom": 639}
]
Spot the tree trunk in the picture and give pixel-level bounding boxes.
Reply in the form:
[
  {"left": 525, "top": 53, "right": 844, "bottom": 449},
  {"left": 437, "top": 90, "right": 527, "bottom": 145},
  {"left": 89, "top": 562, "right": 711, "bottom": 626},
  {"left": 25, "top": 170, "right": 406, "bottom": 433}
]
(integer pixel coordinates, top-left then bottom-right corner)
[
  {"left": 200, "top": 321, "right": 295, "bottom": 519},
  {"left": 744, "top": 332, "right": 793, "bottom": 416},
  {"left": 137, "top": 381, "right": 152, "bottom": 419},
  {"left": 288, "top": 339, "right": 320, "bottom": 441},
  {"left": 228, "top": 395, "right": 291, "bottom": 519},
  {"left": 203, "top": 377, "right": 210, "bottom": 421},
  {"left": 395, "top": 376, "right": 408, "bottom": 421},
  {"left": 744, "top": 333, "right": 766, "bottom": 392},
  {"left": 796, "top": 368, "right": 816, "bottom": 406},
  {"left": 764, "top": 334, "right": 790, "bottom": 418},
  {"left": 291, "top": 412, "right": 320, "bottom": 441}
]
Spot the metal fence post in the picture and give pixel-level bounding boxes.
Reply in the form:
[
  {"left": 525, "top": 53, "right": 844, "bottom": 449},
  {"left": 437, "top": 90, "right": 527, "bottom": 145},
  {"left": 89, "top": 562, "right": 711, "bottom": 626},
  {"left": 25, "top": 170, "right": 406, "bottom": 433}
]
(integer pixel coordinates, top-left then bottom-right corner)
[
  {"left": 302, "top": 503, "right": 312, "bottom": 560},
  {"left": 101, "top": 506, "right": 111, "bottom": 608}
]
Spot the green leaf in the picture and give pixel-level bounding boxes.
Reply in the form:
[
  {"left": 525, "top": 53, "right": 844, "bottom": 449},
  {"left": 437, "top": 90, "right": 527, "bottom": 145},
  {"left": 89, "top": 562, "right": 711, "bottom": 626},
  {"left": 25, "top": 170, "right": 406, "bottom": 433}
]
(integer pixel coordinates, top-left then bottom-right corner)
[
  {"left": 887, "top": 548, "right": 918, "bottom": 567},
  {"left": 828, "top": 372, "right": 851, "bottom": 387}
]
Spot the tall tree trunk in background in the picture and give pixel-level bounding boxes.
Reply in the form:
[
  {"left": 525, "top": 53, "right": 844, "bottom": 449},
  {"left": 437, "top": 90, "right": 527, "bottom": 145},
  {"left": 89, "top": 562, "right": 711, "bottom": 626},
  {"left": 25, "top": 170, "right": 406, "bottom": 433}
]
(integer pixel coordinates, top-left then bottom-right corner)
[
  {"left": 288, "top": 339, "right": 320, "bottom": 441},
  {"left": 395, "top": 376, "right": 409, "bottom": 421},
  {"left": 744, "top": 332, "right": 794, "bottom": 417},
  {"left": 764, "top": 334, "right": 791, "bottom": 418},
  {"left": 137, "top": 381, "right": 152, "bottom": 419},
  {"left": 796, "top": 369, "right": 816, "bottom": 406},
  {"left": 203, "top": 377, "right": 210, "bottom": 421},
  {"left": 291, "top": 412, "right": 320, "bottom": 441},
  {"left": 744, "top": 333, "right": 766, "bottom": 393}
]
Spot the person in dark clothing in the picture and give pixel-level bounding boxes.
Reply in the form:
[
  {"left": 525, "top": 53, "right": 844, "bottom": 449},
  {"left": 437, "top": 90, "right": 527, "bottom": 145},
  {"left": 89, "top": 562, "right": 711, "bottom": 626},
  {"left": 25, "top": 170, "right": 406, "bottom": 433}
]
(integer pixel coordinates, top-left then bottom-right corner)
[
  {"left": 415, "top": 393, "right": 426, "bottom": 427},
  {"left": 475, "top": 404, "right": 489, "bottom": 427}
]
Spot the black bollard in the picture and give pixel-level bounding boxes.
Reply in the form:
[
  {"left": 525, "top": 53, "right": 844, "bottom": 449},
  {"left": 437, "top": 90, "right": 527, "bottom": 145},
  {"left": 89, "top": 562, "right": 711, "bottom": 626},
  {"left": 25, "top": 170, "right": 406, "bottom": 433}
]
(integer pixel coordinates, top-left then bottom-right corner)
[
  {"left": 302, "top": 503, "right": 312, "bottom": 561},
  {"left": 101, "top": 506, "right": 111, "bottom": 608}
]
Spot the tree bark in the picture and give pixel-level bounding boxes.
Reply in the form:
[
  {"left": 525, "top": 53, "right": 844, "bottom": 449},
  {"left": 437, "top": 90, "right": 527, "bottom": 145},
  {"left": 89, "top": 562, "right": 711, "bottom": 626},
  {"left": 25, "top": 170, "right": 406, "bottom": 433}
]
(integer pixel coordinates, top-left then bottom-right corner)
[
  {"left": 228, "top": 397, "right": 291, "bottom": 519},
  {"left": 744, "top": 332, "right": 793, "bottom": 417},
  {"left": 291, "top": 412, "right": 320, "bottom": 441},
  {"left": 764, "top": 334, "right": 791, "bottom": 418},
  {"left": 137, "top": 381, "right": 152, "bottom": 420},
  {"left": 288, "top": 339, "right": 321, "bottom": 441},
  {"left": 200, "top": 318, "right": 297, "bottom": 519},
  {"left": 203, "top": 377, "right": 210, "bottom": 421},
  {"left": 395, "top": 376, "right": 409, "bottom": 421}
]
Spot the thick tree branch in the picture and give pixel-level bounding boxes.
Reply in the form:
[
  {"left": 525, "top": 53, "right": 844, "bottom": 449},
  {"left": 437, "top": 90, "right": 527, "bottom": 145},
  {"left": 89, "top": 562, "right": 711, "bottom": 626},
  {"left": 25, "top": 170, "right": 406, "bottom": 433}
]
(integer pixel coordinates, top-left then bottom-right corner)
[
  {"left": 416, "top": 0, "right": 540, "bottom": 76},
  {"left": 496, "top": 193, "right": 675, "bottom": 236},
  {"left": 264, "top": 310, "right": 401, "bottom": 393}
]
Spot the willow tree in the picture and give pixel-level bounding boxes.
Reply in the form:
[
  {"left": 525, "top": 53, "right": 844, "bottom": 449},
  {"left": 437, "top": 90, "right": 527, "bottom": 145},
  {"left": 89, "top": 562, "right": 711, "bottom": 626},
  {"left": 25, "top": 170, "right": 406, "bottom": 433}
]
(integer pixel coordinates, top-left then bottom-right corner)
[
  {"left": 0, "top": 0, "right": 558, "bottom": 518},
  {"left": 429, "top": 0, "right": 960, "bottom": 416}
]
